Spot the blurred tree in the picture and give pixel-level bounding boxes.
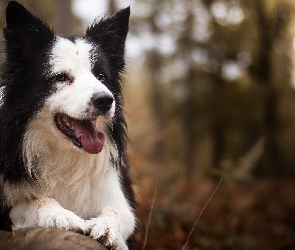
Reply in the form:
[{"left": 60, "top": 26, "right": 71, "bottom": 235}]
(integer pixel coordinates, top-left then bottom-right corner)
[
  {"left": 107, "top": 0, "right": 117, "bottom": 16},
  {"left": 131, "top": 0, "right": 166, "bottom": 167},
  {"left": 177, "top": 0, "right": 199, "bottom": 177},
  {"left": 244, "top": 1, "right": 274, "bottom": 176},
  {"left": 0, "top": 0, "right": 10, "bottom": 68},
  {"left": 130, "top": 0, "right": 295, "bottom": 178},
  {"left": 246, "top": 0, "right": 293, "bottom": 176},
  {"left": 56, "top": 0, "right": 72, "bottom": 36},
  {"left": 147, "top": 1, "right": 166, "bottom": 167}
]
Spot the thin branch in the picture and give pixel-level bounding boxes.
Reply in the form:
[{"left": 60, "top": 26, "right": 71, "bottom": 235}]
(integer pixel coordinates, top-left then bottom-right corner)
[
  {"left": 182, "top": 178, "right": 223, "bottom": 250},
  {"left": 142, "top": 181, "right": 158, "bottom": 250}
]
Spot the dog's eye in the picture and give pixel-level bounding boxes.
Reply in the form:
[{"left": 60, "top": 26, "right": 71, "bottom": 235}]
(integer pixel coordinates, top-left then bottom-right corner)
[
  {"left": 97, "top": 73, "right": 106, "bottom": 82},
  {"left": 54, "top": 73, "right": 69, "bottom": 82}
]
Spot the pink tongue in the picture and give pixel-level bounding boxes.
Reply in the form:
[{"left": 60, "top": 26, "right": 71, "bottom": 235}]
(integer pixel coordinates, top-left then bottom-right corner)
[{"left": 70, "top": 119, "right": 105, "bottom": 154}]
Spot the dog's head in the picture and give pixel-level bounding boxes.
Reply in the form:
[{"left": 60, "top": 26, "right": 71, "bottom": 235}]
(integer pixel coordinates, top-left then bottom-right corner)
[{"left": 1, "top": 1, "right": 129, "bottom": 159}]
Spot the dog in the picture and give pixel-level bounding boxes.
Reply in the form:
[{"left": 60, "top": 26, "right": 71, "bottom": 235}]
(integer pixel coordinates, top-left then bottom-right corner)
[{"left": 0, "top": 1, "right": 136, "bottom": 249}]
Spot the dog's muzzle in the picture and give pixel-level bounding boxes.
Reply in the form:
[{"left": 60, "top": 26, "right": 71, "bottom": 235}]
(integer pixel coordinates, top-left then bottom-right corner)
[{"left": 54, "top": 92, "right": 114, "bottom": 154}]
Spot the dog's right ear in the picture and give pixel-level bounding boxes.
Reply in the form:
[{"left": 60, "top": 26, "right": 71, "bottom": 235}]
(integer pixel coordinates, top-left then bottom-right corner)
[{"left": 4, "top": 1, "right": 54, "bottom": 60}]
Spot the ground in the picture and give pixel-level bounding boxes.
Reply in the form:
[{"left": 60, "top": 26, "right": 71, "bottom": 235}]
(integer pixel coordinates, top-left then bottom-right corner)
[{"left": 133, "top": 178, "right": 295, "bottom": 250}]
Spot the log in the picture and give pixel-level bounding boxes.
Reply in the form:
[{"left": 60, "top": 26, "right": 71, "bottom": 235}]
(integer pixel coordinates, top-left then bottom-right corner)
[{"left": 0, "top": 227, "right": 106, "bottom": 250}]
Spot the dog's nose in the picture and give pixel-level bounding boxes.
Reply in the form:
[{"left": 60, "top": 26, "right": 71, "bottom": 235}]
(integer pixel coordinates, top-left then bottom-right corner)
[{"left": 92, "top": 92, "right": 114, "bottom": 112}]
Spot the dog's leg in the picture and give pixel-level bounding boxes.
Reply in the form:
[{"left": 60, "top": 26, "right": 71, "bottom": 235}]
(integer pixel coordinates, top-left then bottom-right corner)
[
  {"left": 86, "top": 169, "right": 135, "bottom": 250},
  {"left": 87, "top": 208, "right": 129, "bottom": 250},
  {"left": 10, "top": 197, "right": 86, "bottom": 232}
]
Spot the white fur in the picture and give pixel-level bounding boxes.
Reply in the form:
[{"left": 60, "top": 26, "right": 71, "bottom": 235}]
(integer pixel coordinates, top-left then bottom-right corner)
[
  {"left": 10, "top": 198, "right": 87, "bottom": 232},
  {"left": 4, "top": 36, "right": 135, "bottom": 249},
  {"left": 87, "top": 208, "right": 129, "bottom": 250}
]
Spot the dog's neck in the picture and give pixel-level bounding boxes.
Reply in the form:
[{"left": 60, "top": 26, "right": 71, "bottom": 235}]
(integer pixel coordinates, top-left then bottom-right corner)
[
  {"left": 3, "top": 133, "right": 117, "bottom": 213},
  {"left": 23, "top": 131, "right": 115, "bottom": 184}
]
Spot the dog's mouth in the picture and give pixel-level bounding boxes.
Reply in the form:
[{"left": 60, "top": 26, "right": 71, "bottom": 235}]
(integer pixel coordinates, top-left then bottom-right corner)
[{"left": 54, "top": 114, "right": 105, "bottom": 154}]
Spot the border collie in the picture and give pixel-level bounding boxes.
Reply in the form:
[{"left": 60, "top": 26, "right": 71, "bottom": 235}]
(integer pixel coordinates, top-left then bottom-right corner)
[{"left": 0, "top": 1, "right": 136, "bottom": 249}]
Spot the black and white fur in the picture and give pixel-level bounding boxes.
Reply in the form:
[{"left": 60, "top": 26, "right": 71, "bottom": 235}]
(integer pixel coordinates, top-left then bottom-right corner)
[{"left": 0, "top": 2, "right": 136, "bottom": 249}]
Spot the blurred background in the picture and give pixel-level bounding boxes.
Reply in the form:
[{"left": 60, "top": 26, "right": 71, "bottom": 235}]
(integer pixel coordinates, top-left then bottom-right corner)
[{"left": 1, "top": 0, "right": 295, "bottom": 249}]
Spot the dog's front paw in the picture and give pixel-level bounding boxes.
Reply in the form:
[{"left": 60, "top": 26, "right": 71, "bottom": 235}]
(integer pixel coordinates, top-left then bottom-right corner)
[
  {"left": 41, "top": 205, "right": 87, "bottom": 233},
  {"left": 10, "top": 198, "right": 87, "bottom": 233},
  {"left": 86, "top": 216, "right": 128, "bottom": 250}
]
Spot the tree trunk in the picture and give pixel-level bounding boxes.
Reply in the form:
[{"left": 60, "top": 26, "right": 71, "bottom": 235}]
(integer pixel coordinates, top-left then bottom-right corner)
[
  {"left": 147, "top": 1, "right": 165, "bottom": 166},
  {"left": 180, "top": 1, "right": 198, "bottom": 178},
  {"left": 107, "top": 0, "right": 117, "bottom": 16},
  {"left": 251, "top": 0, "right": 282, "bottom": 176},
  {"left": 55, "top": 0, "right": 72, "bottom": 36}
]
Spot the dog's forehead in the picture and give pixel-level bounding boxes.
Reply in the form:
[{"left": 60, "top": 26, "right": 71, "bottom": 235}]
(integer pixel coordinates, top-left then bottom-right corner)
[{"left": 50, "top": 37, "right": 95, "bottom": 73}]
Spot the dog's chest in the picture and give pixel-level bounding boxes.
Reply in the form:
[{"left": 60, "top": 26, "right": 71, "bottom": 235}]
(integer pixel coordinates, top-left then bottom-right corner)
[
  {"left": 47, "top": 177, "right": 102, "bottom": 219},
  {"left": 30, "top": 148, "right": 113, "bottom": 219}
]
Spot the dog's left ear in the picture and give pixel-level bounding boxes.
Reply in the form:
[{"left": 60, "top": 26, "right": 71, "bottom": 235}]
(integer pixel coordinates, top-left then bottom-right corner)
[
  {"left": 86, "top": 7, "right": 130, "bottom": 66},
  {"left": 4, "top": 1, "right": 54, "bottom": 61}
]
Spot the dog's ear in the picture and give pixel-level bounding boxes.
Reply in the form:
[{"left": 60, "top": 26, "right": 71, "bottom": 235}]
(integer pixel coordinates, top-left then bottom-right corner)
[
  {"left": 86, "top": 7, "right": 130, "bottom": 69},
  {"left": 3, "top": 1, "right": 54, "bottom": 60}
]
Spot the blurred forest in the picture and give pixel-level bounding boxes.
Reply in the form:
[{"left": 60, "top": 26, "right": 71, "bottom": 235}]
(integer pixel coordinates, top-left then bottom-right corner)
[{"left": 1, "top": 0, "right": 295, "bottom": 249}]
